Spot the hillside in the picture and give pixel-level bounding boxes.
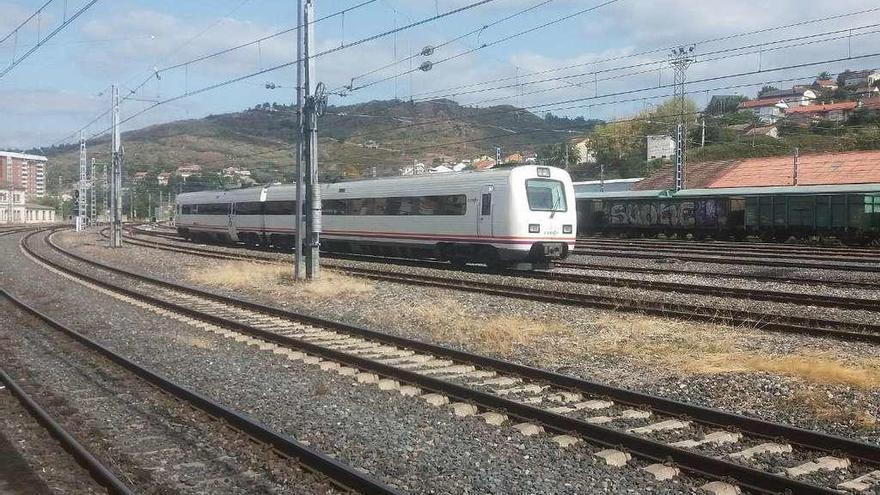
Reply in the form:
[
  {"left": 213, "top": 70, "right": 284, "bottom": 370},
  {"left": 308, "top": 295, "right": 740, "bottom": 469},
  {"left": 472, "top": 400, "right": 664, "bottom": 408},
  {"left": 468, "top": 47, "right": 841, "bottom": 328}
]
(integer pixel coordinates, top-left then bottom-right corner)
[{"left": 39, "top": 99, "right": 599, "bottom": 191}]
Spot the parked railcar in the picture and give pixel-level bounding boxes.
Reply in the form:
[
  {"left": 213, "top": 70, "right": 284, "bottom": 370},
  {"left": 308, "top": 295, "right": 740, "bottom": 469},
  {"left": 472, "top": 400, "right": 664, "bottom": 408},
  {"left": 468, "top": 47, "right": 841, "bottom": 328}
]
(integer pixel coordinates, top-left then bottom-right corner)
[
  {"left": 176, "top": 165, "right": 577, "bottom": 267},
  {"left": 576, "top": 184, "right": 880, "bottom": 243}
]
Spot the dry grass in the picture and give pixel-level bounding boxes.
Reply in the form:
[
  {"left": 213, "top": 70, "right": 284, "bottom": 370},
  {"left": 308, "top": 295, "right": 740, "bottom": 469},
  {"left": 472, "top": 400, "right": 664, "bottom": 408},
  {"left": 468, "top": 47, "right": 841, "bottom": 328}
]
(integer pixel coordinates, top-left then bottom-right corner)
[
  {"left": 187, "top": 262, "right": 373, "bottom": 300},
  {"left": 371, "top": 298, "right": 569, "bottom": 358},
  {"left": 372, "top": 303, "right": 880, "bottom": 389},
  {"left": 791, "top": 388, "right": 879, "bottom": 428},
  {"left": 590, "top": 314, "right": 880, "bottom": 389}
]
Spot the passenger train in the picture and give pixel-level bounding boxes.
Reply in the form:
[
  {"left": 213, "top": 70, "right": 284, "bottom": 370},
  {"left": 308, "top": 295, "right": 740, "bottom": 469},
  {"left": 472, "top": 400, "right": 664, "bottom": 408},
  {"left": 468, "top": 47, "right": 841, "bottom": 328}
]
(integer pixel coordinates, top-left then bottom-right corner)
[{"left": 175, "top": 165, "right": 577, "bottom": 268}]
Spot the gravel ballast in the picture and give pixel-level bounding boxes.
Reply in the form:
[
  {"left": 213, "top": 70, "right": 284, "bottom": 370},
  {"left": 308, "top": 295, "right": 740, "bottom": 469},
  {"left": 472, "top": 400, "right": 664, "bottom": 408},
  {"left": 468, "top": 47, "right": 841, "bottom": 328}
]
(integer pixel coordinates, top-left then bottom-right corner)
[
  {"left": 52, "top": 229, "right": 880, "bottom": 447},
  {"left": 0, "top": 229, "right": 716, "bottom": 494}
]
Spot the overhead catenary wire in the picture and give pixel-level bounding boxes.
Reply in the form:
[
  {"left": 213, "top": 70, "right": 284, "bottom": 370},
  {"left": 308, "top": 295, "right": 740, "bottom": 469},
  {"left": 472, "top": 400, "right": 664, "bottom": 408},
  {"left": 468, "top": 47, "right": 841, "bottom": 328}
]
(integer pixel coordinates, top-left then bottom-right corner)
[
  {"left": 335, "top": 50, "right": 880, "bottom": 144},
  {"left": 347, "top": 0, "right": 621, "bottom": 93},
  {"left": 0, "top": 0, "right": 100, "bottom": 79},
  {"left": 53, "top": 0, "right": 498, "bottom": 146},
  {"left": 0, "top": 0, "right": 55, "bottom": 45},
  {"left": 396, "top": 6, "right": 880, "bottom": 101},
  {"left": 64, "top": 0, "right": 499, "bottom": 143}
]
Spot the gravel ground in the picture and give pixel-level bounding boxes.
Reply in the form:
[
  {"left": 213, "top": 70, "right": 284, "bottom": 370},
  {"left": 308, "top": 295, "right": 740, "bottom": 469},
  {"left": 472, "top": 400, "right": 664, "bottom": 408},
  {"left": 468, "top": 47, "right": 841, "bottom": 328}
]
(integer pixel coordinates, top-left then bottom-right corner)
[
  {"left": 567, "top": 253, "right": 880, "bottom": 284},
  {"left": 0, "top": 229, "right": 714, "bottom": 494},
  {"left": 0, "top": 299, "right": 337, "bottom": 495},
  {"left": 123, "top": 230, "right": 880, "bottom": 327},
  {"left": 133, "top": 228, "right": 880, "bottom": 300},
  {"left": 0, "top": 388, "right": 104, "bottom": 495},
  {"left": 55, "top": 230, "right": 880, "bottom": 448}
]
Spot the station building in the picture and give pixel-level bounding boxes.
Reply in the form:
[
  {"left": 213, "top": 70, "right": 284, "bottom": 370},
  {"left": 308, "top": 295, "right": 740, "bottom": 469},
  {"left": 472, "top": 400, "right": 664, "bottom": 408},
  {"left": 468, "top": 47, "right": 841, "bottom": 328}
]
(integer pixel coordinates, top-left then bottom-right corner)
[{"left": 0, "top": 188, "right": 56, "bottom": 224}]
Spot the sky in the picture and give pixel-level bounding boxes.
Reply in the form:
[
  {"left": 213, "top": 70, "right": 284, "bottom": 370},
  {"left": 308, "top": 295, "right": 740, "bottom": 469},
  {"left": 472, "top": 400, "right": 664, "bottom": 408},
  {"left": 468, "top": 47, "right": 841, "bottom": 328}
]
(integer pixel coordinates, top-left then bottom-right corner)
[{"left": 1, "top": 0, "right": 880, "bottom": 149}]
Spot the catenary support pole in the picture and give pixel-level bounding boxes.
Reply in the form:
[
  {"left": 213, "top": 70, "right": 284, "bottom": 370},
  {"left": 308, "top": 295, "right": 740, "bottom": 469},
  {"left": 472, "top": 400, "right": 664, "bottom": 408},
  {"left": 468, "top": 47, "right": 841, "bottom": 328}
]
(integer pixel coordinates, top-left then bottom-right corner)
[
  {"left": 110, "top": 85, "right": 123, "bottom": 247},
  {"left": 77, "top": 131, "right": 87, "bottom": 231},
  {"left": 303, "top": 0, "right": 321, "bottom": 279},
  {"left": 294, "top": 0, "right": 306, "bottom": 280}
]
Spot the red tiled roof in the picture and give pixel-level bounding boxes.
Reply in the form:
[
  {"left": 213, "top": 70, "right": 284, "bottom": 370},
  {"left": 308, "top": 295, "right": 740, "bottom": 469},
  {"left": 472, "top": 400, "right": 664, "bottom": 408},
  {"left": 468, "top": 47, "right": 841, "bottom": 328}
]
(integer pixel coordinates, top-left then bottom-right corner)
[
  {"left": 737, "top": 98, "right": 783, "bottom": 109},
  {"left": 635, "top": 151, "right": 880, "bottom": 190},
  {"left": 785, "top": 101, "right": 857, "bottom": 114},
  {"left": 862, "top": 98, "right": 880, "bottom": 110}
]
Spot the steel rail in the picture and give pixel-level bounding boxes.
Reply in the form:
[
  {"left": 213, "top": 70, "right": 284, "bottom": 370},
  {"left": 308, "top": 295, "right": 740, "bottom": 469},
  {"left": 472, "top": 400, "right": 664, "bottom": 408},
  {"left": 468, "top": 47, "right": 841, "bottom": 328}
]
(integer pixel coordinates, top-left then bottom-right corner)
[
  {"left": 114, "top": 229, "right": 880, "bottom": 343},
  {"left": 25, "top": 229, "right": 880, "bottom": 495},
  {"left": 2, "top": 268, "right": 401, "bottom": 495},
  {"left": 575, "top": 236, "right": 880, "bottom": 257},
  {"left": 0, "top": 364, "right": 135, "bottom": 495},
  {"left": 575, "top": 240, "right": 880, "bottom": 264},
  {"left": 572, "top": 247, "right": 880, "bottom": 273}
]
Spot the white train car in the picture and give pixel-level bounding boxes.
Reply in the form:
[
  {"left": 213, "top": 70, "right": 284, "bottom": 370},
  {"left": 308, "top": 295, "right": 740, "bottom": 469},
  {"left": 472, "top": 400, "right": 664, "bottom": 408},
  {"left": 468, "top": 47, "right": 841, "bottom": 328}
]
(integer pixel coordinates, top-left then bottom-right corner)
[{"left": 175, "top": 165, "right": 576, "bottom": 267}]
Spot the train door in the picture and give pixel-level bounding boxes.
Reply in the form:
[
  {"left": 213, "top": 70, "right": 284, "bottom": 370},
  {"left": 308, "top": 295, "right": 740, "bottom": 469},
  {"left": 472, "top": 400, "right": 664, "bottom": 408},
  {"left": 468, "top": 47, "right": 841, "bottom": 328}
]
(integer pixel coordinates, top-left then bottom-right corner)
[{"left": 478, "top": 185, "right": 494, "bottom": 237}]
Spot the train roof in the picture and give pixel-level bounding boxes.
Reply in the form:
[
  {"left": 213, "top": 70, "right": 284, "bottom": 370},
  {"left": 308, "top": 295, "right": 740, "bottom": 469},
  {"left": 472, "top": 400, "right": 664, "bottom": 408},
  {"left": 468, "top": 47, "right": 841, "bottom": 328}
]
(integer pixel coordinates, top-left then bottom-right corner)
[
  {"left": 576, "top": 183, "right": 880, "bottom": 200},
  {"left": 178, "top": 165, "right": 571, "bottom": 203}
]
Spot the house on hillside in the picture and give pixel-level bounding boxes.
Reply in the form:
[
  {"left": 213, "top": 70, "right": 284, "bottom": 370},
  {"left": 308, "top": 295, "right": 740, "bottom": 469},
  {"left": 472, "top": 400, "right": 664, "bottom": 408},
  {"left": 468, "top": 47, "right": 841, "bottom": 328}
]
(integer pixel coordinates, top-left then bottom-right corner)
[
  {"left": 503, "top": 153, "right": 524, "bottom": 164},
  {"left": 759, "top": 87, "right": 817, "bottom": 106},
  {"left": 157, "top": 172, "right": 172, "bottom": 186},
  {"left": 571, "top": 138, "right": 597, "bottom": 164},
  {"left": 853, "top": 85, "right": 880, "bottom": 99},
  {"left": 177, "top": 164, "right": 202, "bottom": 180},
  {"left": 812, "top": 78, "right": 838, "bottom": 91},
  {"left": 472, "top": 156, "right": 495, "bottom": 170},
  {"left": 737, "top": 98, "right": 789, "bottom": 123},
  {"left": 842, "top": 69, "right": 879, "bottom": 88},
  {"left": 132, "top": 171, "right": 148, "bottom": 183},
  {"left": 646, "top": 135, "right": 675, "bottom": 161},
  {"left": 785, "top": 101, "right": 858, "bottom": 125}
]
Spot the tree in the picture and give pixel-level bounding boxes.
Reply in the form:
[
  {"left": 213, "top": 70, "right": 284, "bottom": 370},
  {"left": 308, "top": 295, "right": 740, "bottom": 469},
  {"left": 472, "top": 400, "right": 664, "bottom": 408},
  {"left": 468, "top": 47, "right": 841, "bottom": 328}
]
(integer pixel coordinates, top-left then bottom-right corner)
[
  {"left": 818, "top": 71, "right": 831, "bottom": 80},
  {"left": 538, "top": 142, "right": 580, "bottom": 168},
  {"left": 758, "top": 86, "right": 779, "bottom": 97}
]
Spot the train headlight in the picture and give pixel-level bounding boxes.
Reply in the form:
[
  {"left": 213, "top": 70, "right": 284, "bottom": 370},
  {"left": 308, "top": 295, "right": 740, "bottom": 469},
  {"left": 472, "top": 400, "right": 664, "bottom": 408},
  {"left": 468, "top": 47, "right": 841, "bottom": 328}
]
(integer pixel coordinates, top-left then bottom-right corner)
[
  {"left": 529, "top": 223, "right": 540, "bottom": 233},
  {"left": 563, "top": 224, "right": 573, "bottom": 234},
  {"left": 537, "top": 167, "right": 551, "bottom": 177}
]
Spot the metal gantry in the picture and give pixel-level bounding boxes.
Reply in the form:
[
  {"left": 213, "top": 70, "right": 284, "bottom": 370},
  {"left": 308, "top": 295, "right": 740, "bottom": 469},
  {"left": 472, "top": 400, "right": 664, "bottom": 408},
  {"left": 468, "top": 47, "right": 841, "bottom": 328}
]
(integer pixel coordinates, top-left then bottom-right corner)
[
  {"left": 77, "top": 132, "right": 88, "bottom": 231},
  {"left": 669, "top": 45, "right": 695, "bottom": 192}
]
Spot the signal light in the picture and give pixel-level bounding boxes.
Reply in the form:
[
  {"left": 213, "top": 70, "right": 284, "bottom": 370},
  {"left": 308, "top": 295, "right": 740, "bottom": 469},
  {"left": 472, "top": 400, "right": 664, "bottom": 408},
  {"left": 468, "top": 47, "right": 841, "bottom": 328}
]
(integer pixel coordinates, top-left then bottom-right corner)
[{"left": 563, "top": 225, "right": 573, "bottom": 234}]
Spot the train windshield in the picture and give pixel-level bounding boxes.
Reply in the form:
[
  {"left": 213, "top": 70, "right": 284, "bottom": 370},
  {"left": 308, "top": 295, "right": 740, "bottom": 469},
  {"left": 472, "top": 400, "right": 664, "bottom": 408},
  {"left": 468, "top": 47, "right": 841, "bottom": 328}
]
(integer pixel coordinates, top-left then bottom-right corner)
[{"left": 526, "top": 179, "right": 567, "bottom": 212}]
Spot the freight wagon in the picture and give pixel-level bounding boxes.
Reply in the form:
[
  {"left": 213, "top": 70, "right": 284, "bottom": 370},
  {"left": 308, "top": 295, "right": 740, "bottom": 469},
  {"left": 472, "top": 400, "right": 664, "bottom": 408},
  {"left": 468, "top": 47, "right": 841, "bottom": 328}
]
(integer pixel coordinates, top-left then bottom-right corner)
[{"left": 576, "top": 183, "right": 880, "bottom": 243}]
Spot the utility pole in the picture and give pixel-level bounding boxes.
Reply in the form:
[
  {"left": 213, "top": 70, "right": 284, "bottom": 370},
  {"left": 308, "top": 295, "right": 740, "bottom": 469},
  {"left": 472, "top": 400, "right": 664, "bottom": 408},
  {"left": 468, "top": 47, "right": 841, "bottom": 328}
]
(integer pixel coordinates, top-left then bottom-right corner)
[
  {"left": 701, "top": 117, "right": 706, "bottom": 148},
  {"left": 89, "top": 158, "right": 97, "bottom": 226},
  {"left": 670, "top": 45, "right": 695, "bottom": 192},
  {"left": 103, "top": 162, "right": 109, "bottom": 224},
  {"left": 77, "top": 132, "right": 87, "bottom": 231},
  {"left": 301, "top": 0, "right": 325, "bottom": 280},
  {"left": 293, "top": 0, "right": 306, "bottom": 280},
  {"left": 793, "top": 147, "right": 799, "bottom": 186},
  {"left": 109, "top": 85, "right": 123, "bottom": 247},
  {"left": 599, "top": 163, "right": 606, "bottom": 193},
  {"left": 494, "top": 145, "right": 501, "bottom": 167},
  {"left": 564, "top": 142, "right": 570, "bottom": 171}
]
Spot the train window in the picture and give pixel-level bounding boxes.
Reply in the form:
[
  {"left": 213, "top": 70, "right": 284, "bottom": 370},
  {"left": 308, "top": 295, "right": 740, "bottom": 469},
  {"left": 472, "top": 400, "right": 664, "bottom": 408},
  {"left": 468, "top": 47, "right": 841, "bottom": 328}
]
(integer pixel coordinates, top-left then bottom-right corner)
[
  {"left": 265, "top": 200, "right": 296, "bottom": 215},
  {"left": 196, "top": 203, "right": 228, "bottom": 215},
  {"left": 180, "top": 204, "right": 194, "bottom": 214},
  {"left": 234, "top": 202, "right": 262, "bottom": 215},
  {"left": 526, "top": 179, "right": 567, "bottom": 212},
  {"left": 481, "top": 194, "right": 491, "bottom": 216},
  {"left": 323, "top": 194, "right": 466, "bottom": 216}
]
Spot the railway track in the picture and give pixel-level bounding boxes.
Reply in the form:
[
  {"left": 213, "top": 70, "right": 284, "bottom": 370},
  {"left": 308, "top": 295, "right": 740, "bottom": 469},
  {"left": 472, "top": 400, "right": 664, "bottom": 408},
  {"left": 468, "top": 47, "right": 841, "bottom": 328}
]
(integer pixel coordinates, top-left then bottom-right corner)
[
  {"left": 577, "top": 236, "right": 880, "bottom": 257},
  {"left": 0, "top": 362, "right": 134, "bottom": 495},
  {"left": 23, "top": 227, "right": 880, "bottom": 494},
  {"left": 572, "top": 245, "right": 880, "bottom": 273},
  {"left": 132, "top": 225, "right": 880, "bottom": 289},
  {"left": 1, "top": 282, "right": 399, "bottom": 494},
  {"left": 115, "top": 227, "right": 880, "bottom": 343}
]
